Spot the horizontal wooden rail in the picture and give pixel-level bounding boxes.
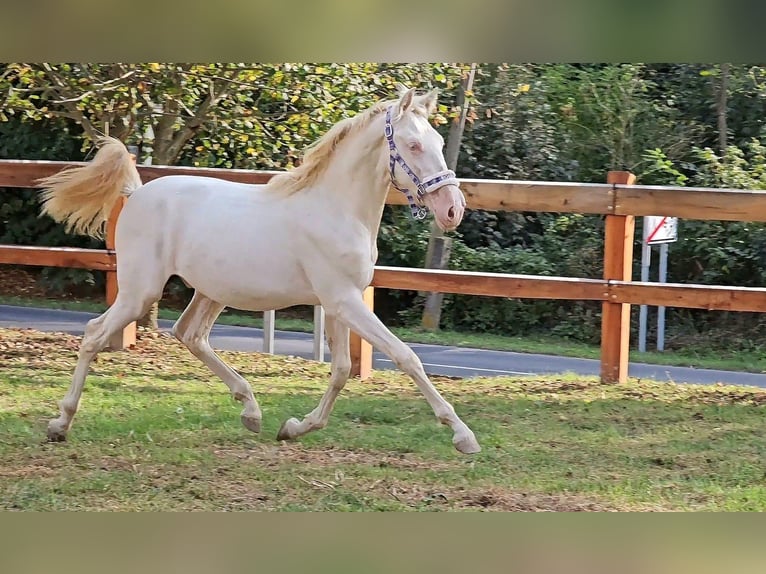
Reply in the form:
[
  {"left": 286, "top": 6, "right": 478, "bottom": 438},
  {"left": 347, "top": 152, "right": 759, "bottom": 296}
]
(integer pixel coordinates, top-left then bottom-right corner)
[
  {"left": 372, "top": 266, "right": 766, "bottom": 313},
  {"left": 383, "top": 179, "right": 615, "bottom": 214},
  {"left": 0, "top": 160, "right": 281, "bottom": 188},
  {"left": 459, "top": 179, "right": 613, "bottom": 214},
  {"left": 4, "top": 248, "right": 763, "bottom": 315},
  {"left": 609, "top": 280, "right": 766, "bottom": 313},
  {"left": 614, "top": 184, "right": 766, "bottom": 222},
  {"left": 372, "top": 266, "right": 608, "bottom": 300},
  {"left": 0, "top": 245, "right": 115, "bottom": 270},
  {"left": 5, "top": 160, "right": 766, "bottom": 221},
  {"left": 135, "top": 165, "right": 279, "bottom": 185}
]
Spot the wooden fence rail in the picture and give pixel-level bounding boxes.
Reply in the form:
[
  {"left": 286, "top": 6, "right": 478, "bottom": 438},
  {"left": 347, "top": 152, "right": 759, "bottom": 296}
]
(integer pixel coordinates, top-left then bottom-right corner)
[{"left": 2, "top": 159, "right": 766, "bottom": 383}]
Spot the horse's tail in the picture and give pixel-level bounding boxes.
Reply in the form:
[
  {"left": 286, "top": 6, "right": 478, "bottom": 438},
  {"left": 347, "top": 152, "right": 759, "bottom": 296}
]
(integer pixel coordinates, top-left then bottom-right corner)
[{"left": 37, "top": 136, "right": 143, "bottom": 239}]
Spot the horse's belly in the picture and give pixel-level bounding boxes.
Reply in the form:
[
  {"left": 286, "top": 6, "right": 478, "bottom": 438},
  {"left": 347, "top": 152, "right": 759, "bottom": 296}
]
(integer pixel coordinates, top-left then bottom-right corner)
[{"left": 176, "top": 254, "right": 317, "bottom": 311}]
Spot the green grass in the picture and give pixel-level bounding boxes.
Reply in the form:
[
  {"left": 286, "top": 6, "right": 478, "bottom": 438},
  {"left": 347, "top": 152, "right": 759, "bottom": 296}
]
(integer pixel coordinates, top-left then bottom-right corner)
[
  {"left": 2, "top": 326, "right": 766, "bottom": 511},
  {"left": 2, "top": 294, "right": 765, "bottom": 374}
]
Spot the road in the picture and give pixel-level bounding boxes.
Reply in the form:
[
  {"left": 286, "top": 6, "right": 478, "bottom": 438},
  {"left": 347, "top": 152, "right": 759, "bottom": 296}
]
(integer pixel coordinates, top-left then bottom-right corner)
[{"left": 1, "top": 304, "right": 765, "bottom": 388}]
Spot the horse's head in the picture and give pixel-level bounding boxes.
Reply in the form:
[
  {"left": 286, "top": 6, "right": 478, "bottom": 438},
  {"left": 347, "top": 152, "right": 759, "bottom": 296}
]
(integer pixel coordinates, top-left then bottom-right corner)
[{"left": 385, "top": 87, "right": 466, "bottom": 232}]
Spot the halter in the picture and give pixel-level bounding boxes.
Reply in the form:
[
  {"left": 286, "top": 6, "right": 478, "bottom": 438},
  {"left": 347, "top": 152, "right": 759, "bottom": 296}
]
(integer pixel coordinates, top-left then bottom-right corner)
[{"left": 385, "top": 106, "right": 460, "bottom": 220}]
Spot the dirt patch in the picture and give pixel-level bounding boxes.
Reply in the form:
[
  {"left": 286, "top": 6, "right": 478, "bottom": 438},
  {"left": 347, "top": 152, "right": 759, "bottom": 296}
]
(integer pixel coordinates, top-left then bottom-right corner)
[
  {"left": 465, "top": 378, "right": 611, "bottom": 399},
  {"left": 212, "top": 443, "right": 459, "bottom": 472},
  {"left": 622, "top": 385, "right": 766, "bottom": 406},
  {"left": 366, "top": 479, "right": 639, "bottom": 512},
  {"left": 0, "top": 464, "right": 58, "bottom": 478},
  {"left": 209, "top": 444, "right": 646, "bottom": 511},
  {"left": 456, "top": 488, "right": 619, "bottom": 512}
]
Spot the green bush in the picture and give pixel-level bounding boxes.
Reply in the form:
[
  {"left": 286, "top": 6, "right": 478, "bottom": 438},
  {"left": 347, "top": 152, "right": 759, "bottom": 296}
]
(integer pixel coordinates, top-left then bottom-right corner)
[{"left": 0, "top": 117, "right": 102, "bottom": 294}]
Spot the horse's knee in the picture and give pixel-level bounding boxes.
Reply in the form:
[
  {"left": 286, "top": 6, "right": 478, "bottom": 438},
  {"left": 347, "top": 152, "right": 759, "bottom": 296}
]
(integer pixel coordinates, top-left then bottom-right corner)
[
  {"left": 83, "top": 316, "right": 102, "bottom": 338},
  {"left": 172, "top": 320, "right": 203, "bottom": 351},
  {"left": 331, "top": 354, "right": 352, "bottom": 382},
  {"left": 391, "top": 346, "right": 421, "bottom": 373},
  {"left": 80, "top": 318, "right": 109, "bottom": 354},
  {"left": 172, "top": 299, "right": 212, "bottom": 353},
  {"left": 171, "top": 322, "right": 187, "bottom": 344}
]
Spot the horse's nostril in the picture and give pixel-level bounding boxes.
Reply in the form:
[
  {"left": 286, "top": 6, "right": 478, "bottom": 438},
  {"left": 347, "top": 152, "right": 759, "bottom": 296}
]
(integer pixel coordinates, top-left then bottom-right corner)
[{"left": 448, "top": 206, "right": 455, "bottom": 220}]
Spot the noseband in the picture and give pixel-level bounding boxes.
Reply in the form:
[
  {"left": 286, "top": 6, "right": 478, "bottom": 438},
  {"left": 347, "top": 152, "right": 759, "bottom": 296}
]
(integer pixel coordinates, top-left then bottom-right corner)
[{"left": 385, "top": 106, "right": 460, "bottom": 220}]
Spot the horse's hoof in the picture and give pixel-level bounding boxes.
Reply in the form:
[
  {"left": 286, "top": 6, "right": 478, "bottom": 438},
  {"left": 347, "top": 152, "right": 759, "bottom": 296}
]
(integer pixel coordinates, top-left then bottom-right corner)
[
  {"left": 241, "top": 414, "right": 261, "bottom": 434},
  {"left": 47, "top": 423, "right": 68, "bottom": 443},
  {"left": 276, "top": 418, "right": 300, "bottom": 441},
  {"left": 453, "top": 433, "right": 481, "bottom": 455}
]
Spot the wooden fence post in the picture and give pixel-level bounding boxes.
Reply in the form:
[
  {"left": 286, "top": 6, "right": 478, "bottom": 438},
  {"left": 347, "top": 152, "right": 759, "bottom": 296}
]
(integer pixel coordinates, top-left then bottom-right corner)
[
  {"left": 313, "top": 305, "right": 326, "bottom": 362},
  {"left": 105, "top": 195, "right": 136, "bottom": 350},
  {"left": 262, "top": 310, "right": 275, "bottom": 353},
  {"left": 349, "top": 286, "right": 374, "bottom": 379},
  {"left": 600, "top": 171, "right": 636, "bottom": 383}
]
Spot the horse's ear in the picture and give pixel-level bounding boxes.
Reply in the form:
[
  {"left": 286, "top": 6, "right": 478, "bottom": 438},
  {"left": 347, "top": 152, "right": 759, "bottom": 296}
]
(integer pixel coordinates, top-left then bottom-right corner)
[
  {"left": 396, "top": 87, "right": 416, "bottom": 117},
  {"left": 420, "top": 89, "right": 439, "bottom": 115},
  {"left": 395, "top": 82, "right": 409, "bottom": 96}
]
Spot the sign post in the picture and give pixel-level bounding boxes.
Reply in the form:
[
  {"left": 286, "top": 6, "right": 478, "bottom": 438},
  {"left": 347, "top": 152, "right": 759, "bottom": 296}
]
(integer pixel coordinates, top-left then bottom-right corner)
[{"left": 639, "top": 216, "right": 678, "bottom": 352}]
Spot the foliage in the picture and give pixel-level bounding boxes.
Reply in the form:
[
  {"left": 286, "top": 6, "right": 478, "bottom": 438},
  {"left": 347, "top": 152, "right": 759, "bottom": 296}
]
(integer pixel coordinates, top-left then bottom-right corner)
[
  {"left": 541, "top": 63, "right": 703, "bottom": 182},
  {"left": 0, "top": 63, "right": 467, "bottom": 168},
  {"left": 0, "top": 115, "right": 100, "bottom": 293},
  {"left": 5, "top": 63, "right": 766, "bottom": 351},
  {"left": 639, "top": 141, "right": 766, "bottom": 350},
  {"left": 644, "top": 142, "right": 766, "bottom": 288}
]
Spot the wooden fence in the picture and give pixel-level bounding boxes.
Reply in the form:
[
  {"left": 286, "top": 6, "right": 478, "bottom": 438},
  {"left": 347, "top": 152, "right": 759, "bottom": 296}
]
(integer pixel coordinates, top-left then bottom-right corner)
[{"left": 2, "top": 159, "right": 766, "bottom": 384}]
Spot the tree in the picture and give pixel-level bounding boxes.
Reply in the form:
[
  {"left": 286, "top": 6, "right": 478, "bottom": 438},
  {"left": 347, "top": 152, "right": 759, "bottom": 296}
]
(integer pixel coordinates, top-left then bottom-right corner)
[
  {"left": 421, "top": 63, "right": 478, "bottom": 330},
  {"left": 717, "top": 63, "right": 731, "bottom": 155},
  {"left": 1, "top": 63, "right": 278, "bottom": 327},
  {"left": 543, "top": 64, "right": 701, "bottom": 182},
  {"left": 0, "top": 63, "right": 465, "bottom": 326}
]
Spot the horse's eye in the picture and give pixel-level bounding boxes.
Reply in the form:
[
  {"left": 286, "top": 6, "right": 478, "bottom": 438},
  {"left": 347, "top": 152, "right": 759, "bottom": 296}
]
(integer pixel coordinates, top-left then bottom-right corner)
[{"left": 408, "top": 141, "right": 423, "bottom": 152}]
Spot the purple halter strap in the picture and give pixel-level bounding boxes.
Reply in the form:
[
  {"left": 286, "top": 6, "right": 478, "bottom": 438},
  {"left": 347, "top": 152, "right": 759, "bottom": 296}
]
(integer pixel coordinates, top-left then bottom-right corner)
[{"left": 385, "top": 106, "right": 459, "bottom": 220}]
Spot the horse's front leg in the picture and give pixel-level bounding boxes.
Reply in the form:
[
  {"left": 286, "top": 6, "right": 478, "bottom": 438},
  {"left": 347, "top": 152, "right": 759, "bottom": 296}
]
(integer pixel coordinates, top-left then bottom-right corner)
[
  {"left": 277, "top": 314, "right": 351, "bottom": 440},
  {"left": 331, "top": 290, "right": 480, "bottom": 454}
]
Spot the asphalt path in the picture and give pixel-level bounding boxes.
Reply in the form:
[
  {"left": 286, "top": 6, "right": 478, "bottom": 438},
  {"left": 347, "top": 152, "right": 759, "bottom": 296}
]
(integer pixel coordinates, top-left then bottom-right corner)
[{"left": 1, "top": 304, "right": 765, "bottom": 388}]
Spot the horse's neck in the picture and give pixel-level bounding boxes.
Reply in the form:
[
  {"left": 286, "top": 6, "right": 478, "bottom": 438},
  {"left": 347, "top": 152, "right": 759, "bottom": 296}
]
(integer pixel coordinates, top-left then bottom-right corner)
[{"left": 317, "top": 118, "right": 390, "bottom": 238}]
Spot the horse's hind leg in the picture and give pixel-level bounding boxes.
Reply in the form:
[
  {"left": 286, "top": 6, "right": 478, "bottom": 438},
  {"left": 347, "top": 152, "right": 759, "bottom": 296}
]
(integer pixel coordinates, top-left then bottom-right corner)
[
  {"left": 172, "top": 292, "right": 262, "bottom": 433},
  {"left": 47, "top": 291, "right": 156, "bottom": 441}
]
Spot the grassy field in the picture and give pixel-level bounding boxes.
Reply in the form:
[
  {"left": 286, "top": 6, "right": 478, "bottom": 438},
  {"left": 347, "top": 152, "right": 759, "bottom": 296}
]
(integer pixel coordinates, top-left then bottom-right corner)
[
  {"left": 2, "top": 326, "right": 766, "bottom": 511},
  {"left": 2, "top": 293, "right": 766, "bottom": 374}
]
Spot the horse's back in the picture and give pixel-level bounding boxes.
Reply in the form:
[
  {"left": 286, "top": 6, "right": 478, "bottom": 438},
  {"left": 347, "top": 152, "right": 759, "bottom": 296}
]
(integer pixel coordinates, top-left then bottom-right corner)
[
  {"left": 131, "top": 174, "right": 269, "bottom": 205},
  {"left": 120, "top": 174, "right": 281, "bottom": 229},
  {"left": 114, "top": 174, "right": 317, "bottom": 309}
]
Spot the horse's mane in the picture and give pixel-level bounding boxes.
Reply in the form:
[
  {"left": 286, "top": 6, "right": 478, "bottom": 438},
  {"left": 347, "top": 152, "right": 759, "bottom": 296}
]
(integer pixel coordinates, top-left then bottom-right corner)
[{"left": 266, "top": 96, "right": 430, "bottom": 196}]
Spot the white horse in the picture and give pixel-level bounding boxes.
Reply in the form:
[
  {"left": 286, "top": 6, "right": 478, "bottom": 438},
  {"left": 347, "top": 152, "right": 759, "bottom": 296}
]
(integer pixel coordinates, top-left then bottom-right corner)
[{"left": 37, "top": 86, "right": 481, "bottom": 454}]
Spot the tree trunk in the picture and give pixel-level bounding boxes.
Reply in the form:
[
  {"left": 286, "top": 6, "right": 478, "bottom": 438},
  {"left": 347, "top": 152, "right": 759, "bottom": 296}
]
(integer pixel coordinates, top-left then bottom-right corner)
[
  {"left": 717, "top": 63, "right": 730, "bottom": 156},
  {"left": 420, "top": 64, "right": 478, "bottom": 331}
]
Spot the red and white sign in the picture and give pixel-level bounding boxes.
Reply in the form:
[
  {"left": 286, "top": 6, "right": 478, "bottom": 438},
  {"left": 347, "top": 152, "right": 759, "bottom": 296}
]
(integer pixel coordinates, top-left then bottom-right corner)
[{"left": 644, "top": 216, "right": 678, "bottom": 245}]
